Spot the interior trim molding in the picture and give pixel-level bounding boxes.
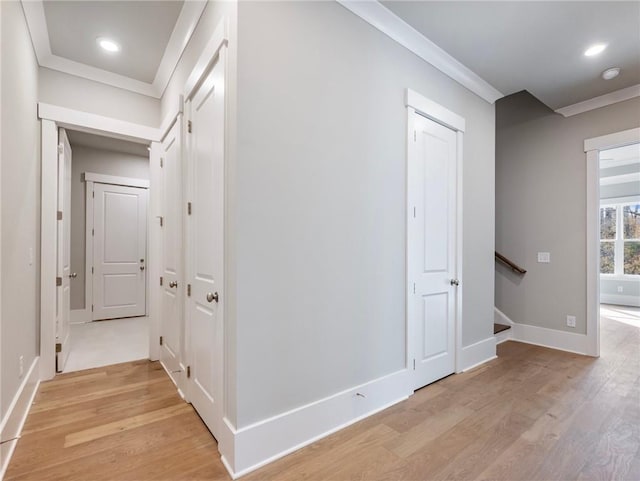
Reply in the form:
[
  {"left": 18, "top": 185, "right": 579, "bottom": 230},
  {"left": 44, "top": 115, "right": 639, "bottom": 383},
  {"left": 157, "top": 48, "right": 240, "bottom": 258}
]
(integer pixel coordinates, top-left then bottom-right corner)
[
  {"left": 0, "top": 357, "right": 40, "bottom": 480},
  {"left": 600, "top": 294, "right": 640, "bottom": 308},
  {"left": 460, "top": 337, "right": 497, "bottom": 372},
  {"left": 556, "top": 84, "right": 640, "bottom": 118},
  {"left": 83, "top": 172, "right": 150, "bottom": 188},
  {"left": 584, "top": 127, "right": 640, "bottom": 152},
  {"left": 20, "top": 0, "right": 206, "bottom": 98},
  {"left": 220, "top": 369, "right": 410, "bottom": 479},
  {"left": 337, "top": 1, "right": 503, "bottom": 104},
  {"left": 38, "top": 103, "right": 160, "bottom": 143}
]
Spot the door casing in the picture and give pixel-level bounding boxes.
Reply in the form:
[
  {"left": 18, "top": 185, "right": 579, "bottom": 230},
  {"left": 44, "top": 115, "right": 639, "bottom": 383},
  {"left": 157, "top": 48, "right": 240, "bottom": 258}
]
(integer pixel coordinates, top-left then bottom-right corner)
[
  {"left": 405, "top": 89, "right": 465, "bottom": 387},
  {"left": 38, "top": 105, "right": 160, "bottom": 381}
]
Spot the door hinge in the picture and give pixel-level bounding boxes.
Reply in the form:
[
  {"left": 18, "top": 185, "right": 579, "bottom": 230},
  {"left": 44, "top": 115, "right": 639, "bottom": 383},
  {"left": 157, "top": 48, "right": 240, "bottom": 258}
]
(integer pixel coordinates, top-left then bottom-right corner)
[
  {"left": 160, "top": 157, "right": 164, "bottom": 168},
  {"left": 160, "top": 336, "right": 163, "bottom": 346},
  {"left": 187, "top": 284, "right": 191, "bottom": 297},
  {"left": 56, "top": 277, "right": 62, "bottom": 287},
  {"left": 413, "top": 283, "right": 416, "bottom": 294},
  {"left": 188, "top": 120, "right": 192, "bottom": 133},
  {"left": 91, "top": 305, "right": 94, "bottom": 312},
  {"left": 414, "top": 130, "right": 417, "bottom": 142},
  {"left": 187, "top": 202, "right": 192, "bottom": 215},
  {"left": 160, "top": 276, "right": 164, "bottom": 286},
  {"left": 92, "top": 266, "right": 94, "bottom": 274},
  {"left": 56, "top": 342, "right": 62, "bottom": 353},
  {"left": 92, "top": 228, "right": 94, "bottom": 236},
  {"left": 159, "top": 216, "right": 163, "bottom": 227},
  {"left": 58, "top": 144, "right": 64, "bottom": 155},
  {"left": 57, "top": 210, "right": 63, "bottom": 221},
  {"left": 413, "top": 359, "right": 416, "bottom": 370},
  {"left": 187, "top": 366, "right": 191, "bottom": 378},
  {"left": 92, "top": 191, "right": 95, "bottom": 198}
]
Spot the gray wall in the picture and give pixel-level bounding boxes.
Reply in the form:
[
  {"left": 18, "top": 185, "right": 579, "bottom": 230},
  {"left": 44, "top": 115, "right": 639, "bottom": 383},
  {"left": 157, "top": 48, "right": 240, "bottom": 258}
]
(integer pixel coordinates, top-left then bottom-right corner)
[
  {"left": 1, "top": 0, "right": 40, "bottom": 417},
  {"left": 39, "top": 67, "right": 160, "bottom": 127},
  {"left": 69, "top": 145, "right": 149, "bottom": 311},
  {"left": 233, "top": 1, "right": 495, "bottom": 428},
  {"left": 495, "top": 91, "right": 640, "bottom": 334}
]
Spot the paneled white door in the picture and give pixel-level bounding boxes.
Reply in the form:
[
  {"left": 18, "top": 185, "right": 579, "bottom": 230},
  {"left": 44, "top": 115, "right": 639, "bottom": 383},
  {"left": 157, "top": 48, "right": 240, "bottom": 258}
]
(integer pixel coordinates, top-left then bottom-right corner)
[
  {"left": 185, "top": 52, "right": 225, "bottom": 439},
  {"left": 408, "top": 113, "right": 458, "bottom": 390},
  {"left": 160, "top": 118, "right": 184, "bottom": 386},
  {"left": 56, "top": 128, "right": 72, "bottom": 372},
  {"left": 92, "top": 183, "right": 148, "bottom": 320}
]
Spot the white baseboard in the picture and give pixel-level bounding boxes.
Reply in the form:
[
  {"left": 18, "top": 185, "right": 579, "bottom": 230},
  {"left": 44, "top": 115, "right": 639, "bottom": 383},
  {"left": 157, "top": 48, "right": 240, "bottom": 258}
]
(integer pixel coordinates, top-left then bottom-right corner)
[
  {"left": 512, "top": 323, "right": 589, "bottom": 355},
  {"left": 459, "top": 337, "right": 497, "bottom": 372},
  {"left": 220, "top": 369, "right": 410, "bottom": 478},
  {"left": 495, "top": 307, "right": 589, "bottom": 355},
  {"left": 600, "top": 294, "right": 640, "bottom": 307},
  {"left": 70, "top": 308, "right": 90, "bottom": 324},
  {"left": 0, "top": 357, "right": 40, "bottom": 480},
  {"left": 494, "top": 328, "right": 513, "bottom": 344}
]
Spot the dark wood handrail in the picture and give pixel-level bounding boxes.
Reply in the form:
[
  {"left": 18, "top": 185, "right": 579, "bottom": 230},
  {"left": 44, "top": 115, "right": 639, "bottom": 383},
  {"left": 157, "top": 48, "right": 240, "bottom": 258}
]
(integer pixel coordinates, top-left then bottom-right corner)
[{"left": 495, "top": 251, "right": 527, "bottom": 274}]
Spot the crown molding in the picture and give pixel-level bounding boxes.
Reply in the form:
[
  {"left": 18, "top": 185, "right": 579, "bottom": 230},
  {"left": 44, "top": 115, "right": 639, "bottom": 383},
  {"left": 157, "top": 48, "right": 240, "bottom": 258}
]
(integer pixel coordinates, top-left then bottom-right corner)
[
  {"left": 337, "top": 1, "right": 504, "bottom": 104},
  {"left": 21, "top": 0, "right": 206, "bottom": 99},
  {"left": 556, "top": 84, "right": 640, "bottom": 118}
]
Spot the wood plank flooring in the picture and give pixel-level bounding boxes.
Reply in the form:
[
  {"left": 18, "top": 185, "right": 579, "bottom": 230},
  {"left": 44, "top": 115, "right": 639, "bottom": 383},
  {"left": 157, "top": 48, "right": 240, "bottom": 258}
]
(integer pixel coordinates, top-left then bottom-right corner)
[{"left": 6, "top": 313, "right": 639, "bottom": 481}]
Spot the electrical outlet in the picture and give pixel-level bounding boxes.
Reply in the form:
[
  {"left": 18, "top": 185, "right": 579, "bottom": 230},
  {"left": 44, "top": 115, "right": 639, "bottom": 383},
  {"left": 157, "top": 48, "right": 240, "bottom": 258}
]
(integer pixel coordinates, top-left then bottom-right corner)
[
  {"left": 566, "top": 315, "right": 576, "bottom": 328},
  {"left": 537, "top": 252, "right": 551, "bottom": 263},
  {"left": 617, "top": 286, "right": 624, "bottom": 293},
  {"left": 19, "top": 355, "right": 24, "bottom": 377}
]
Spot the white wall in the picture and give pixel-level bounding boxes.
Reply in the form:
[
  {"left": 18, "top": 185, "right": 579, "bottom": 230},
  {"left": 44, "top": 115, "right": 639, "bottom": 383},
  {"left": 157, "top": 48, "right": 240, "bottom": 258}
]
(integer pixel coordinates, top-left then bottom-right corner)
[
  {"left": 0, "top": 0, "right": 40, "bottom": 416},
  {"left": 495, "top": 91, "right": 640, "bottom": 334},
  {"left": 39, "top": 67, "right": 160, "bottom": 127},
  {"left": 69, "top": 145, "right": 149, "bottom": 311},
  {"left": 233, "top": 1, "right": 495, "bottom": 428}
]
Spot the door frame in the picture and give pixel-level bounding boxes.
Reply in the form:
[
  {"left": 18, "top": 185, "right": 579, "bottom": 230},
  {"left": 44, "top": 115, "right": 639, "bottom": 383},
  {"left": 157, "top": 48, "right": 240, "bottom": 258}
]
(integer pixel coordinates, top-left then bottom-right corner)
[
  {"left": 38, "top": 103, "right": 161, "bottom": 380},
  {"left": 83, "top": 174, "right": 150, "bottom": 322},
  {"left": 584, "top": 127, "right": 640, "bottom": 357},
  {"left": 405, "top": 88, "right": 465, "bottom": 382}
]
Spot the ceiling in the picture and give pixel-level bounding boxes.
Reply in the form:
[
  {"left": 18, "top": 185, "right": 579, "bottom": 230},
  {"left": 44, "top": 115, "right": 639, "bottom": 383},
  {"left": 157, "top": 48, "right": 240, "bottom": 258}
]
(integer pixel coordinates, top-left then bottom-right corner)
[
  {"left": 43, "top": 1, "right": 183, "bottom": 83},
  {"left": 381, "top": 1, "right": 640, "bottom": 110},
  {"left": 67, "top": 130, "right": 150, "bottom": 158},
  {"left": 23, "top": 0, "right": 207, "bottom": 97}
]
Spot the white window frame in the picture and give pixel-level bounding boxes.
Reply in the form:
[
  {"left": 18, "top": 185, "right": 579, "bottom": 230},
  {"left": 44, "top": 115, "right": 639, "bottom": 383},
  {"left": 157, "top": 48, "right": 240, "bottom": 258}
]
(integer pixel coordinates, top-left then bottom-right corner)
[{"left": 599, "top": 201, "right": 640, "bottom": 279}]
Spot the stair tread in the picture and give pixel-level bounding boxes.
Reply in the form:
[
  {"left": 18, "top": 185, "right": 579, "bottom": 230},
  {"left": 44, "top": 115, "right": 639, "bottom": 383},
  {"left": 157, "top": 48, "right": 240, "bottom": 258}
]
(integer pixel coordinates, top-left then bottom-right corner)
[{"left": 494, "top": 323, "right": 511, "bottom": 334}]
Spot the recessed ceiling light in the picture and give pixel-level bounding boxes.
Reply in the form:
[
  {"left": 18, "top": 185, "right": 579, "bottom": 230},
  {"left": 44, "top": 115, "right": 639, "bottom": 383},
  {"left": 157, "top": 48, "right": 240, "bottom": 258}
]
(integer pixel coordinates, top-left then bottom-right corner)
[
  {"left": 602, "top": 67, "right": 620, "bottom": 80},
  {"left": 584, "top": 43, "right": 607, "bottom": 57},
  {"left": 97, "top": 37, "right": 121, "bottom": 53}
]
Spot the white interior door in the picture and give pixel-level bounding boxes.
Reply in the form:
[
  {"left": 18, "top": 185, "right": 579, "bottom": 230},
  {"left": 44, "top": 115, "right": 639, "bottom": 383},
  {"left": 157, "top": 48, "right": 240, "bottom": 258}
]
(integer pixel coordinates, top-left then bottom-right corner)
[
  {"left": 56, "top": 128, "right": 72, "bottom": 372},
  {"left": 186, "top": 52, "right": 225, "bottom": 439},
  {"left": 92, "top": 183, "right": 148, "bottom": 320},
  {"left": 408, "top": 112, "right": 458, "bottom": 390},
  {"left": 160, "top": 118, "right": 185, "bottom": 387}
]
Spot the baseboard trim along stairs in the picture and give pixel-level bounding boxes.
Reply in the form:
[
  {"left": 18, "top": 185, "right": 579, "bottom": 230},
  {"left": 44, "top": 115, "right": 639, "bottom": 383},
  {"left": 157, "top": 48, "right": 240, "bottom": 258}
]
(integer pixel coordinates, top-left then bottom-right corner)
[{"left": 494, "top": 307, "right": 590, "bottom": 355}]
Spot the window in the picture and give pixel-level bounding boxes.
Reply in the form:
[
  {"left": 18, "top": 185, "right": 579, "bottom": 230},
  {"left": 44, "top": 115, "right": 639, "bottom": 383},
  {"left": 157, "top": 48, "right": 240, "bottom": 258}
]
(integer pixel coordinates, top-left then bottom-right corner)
[{"left": 600, "top": 203, "right": 640, "bottom": 276}]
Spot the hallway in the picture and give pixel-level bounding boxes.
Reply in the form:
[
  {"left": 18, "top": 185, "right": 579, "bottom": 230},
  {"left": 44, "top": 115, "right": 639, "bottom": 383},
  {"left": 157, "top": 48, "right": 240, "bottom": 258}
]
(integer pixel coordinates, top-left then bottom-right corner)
[{"left": 5, "top": 310, "right": 639, "bottom": 481}]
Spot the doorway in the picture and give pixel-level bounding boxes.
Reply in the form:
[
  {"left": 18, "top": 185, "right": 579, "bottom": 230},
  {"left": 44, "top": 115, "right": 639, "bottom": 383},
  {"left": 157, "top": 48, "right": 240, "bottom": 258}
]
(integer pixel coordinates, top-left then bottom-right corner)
[
  {"left": 584, "top": 127, "right": 640, "bottom": 357},
  {"left": 406, "top": 89, "right": 464, "bottom": 391}
]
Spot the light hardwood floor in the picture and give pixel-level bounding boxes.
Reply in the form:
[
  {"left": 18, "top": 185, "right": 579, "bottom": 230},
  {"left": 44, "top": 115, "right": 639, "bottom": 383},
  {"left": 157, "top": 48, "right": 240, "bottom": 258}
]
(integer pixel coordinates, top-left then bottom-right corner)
[{"left": 6, "top": 313, "right": 639, "bottom": 480}]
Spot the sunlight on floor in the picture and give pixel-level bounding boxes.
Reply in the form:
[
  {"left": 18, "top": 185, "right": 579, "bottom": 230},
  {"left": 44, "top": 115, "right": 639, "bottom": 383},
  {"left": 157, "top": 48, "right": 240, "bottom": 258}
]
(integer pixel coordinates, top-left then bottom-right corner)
[
  {"left": 600, "top": 304, "right": 640, "bottom": 328},
  {"left": 64, "top": 317, "right": 149, "bottom": 373}
]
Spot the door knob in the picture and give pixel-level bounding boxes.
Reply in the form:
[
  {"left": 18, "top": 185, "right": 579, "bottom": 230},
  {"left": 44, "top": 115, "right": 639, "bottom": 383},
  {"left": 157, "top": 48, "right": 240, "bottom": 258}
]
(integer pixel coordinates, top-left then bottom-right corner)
[
  {"left": 169, "top": 281, "right": 178, "bottom": 288},
  {"left": 206, "top": 292, "right": 219, "bottom": 303},
  {"left": 69, "top": 272, "right": 77, "bottom": 279},
  {"left": 140, "top": 266, "right": 145, "bottom": 271},
  {"left": 450, "top": 279, "right": 460, "bottom": 286}
]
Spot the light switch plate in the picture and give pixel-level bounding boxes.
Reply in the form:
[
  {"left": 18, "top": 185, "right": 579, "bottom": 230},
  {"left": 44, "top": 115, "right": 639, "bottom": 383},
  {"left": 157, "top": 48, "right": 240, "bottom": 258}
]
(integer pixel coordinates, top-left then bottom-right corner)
[
  {"left": 567, "top": 315, "right": 576, "bottom": 328},
  {"left": 537, "top": 252, "right": 550, "bottom": 263}
]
